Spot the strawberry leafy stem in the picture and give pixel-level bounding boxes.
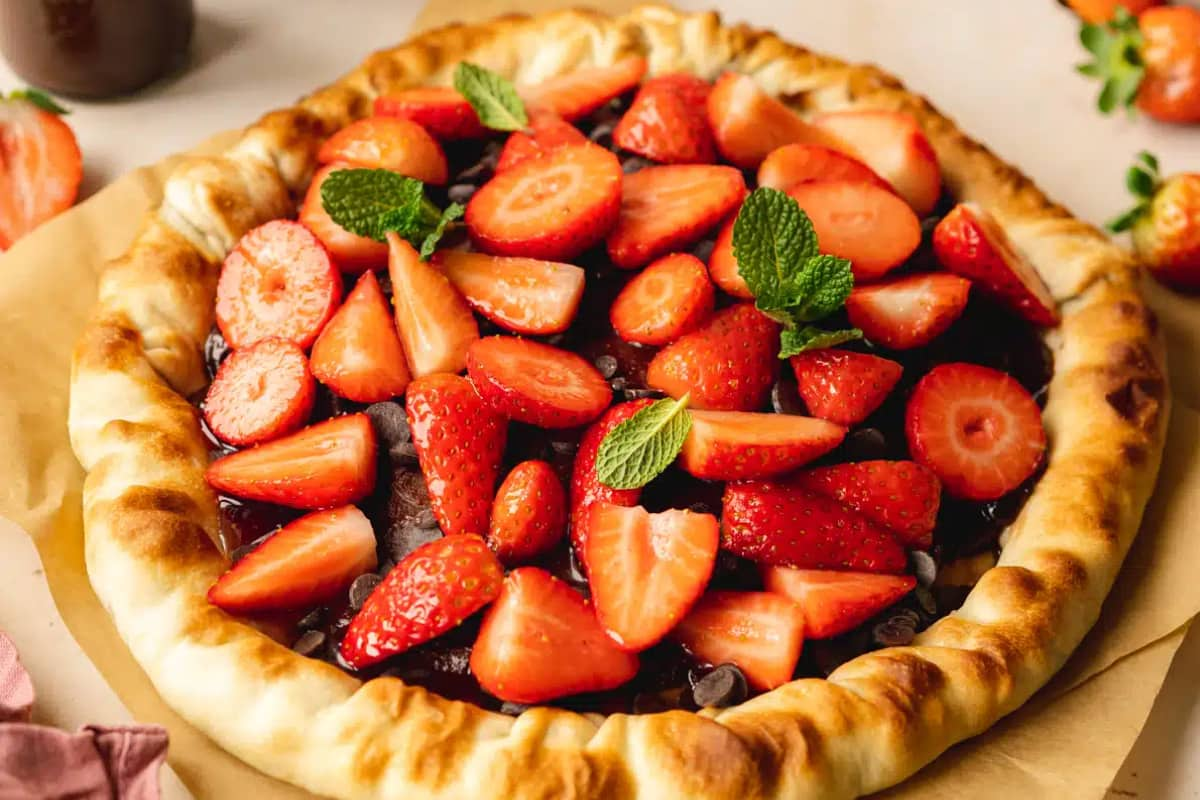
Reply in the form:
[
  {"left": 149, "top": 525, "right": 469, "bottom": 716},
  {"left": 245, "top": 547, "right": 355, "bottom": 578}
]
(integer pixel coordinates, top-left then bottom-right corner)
[
  {"left": 1107, "top": 150, "right": 1160, "bottom": 233},
  {"left": 1076, "top": 6, "right": 1145, "bottom": 116}
]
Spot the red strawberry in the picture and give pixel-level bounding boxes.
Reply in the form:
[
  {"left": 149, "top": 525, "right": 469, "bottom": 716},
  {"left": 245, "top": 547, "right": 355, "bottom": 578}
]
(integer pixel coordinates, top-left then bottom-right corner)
[
  {"left": 610, "top": 253, "right": 715, "bottom": 345},
  {"left": 340, "top": 534, "right": 503, "bottom": 669},
  {"left": 215, "top": 219, "right": 342, "bottom": 350},
  {"left": 587, "top": 503, "right": 719, "bottom": 652},
  {"left": 208, "top": 506, "right": 377, "bottom": 614},
  {"left": 470, "top": 567, "right": 640, "bottom": 702},
  {"left": 310, "top": 271, "right": 410, "bottom": 403},
  {"left": 299, "top": 164, "right": 389, "bottom": 273},
  {"left": 721, "top": 480, "right": 907, "bottom": 573},
  {"left": 372, "top": 88, "right": 487, "bottom": 140},
  {"left": 387, "top": 233, "right": 479, "bottom": 377},
  {"left": 489, "top": 460, "right": 567, "bottom": 566},
  {"left": 706, "top": 215, "right": 753, "bottom": 299},
  {"left": 203, "top": 338, "right": 315, "bottom": 446},
  {"left": 794, "top": 461, "right": 941, "bottom": 549},
  {"left": 706, "top": 72, "right": 837, "bottom": 169},
  {"left": 761, "top": 568, "right": 916, "bottom": 639},
  {"left": 905, "top": 363, "right": 1046, "bottom": 501},
  {"left": 0, "top": 97, "right": 82, "bottom": 249},
  {"left": 433, "top": 250, "right": 585, "bottom": 335},
  {"left": 519, "top": 57, "right": 648, "bottom": 122},
  {"left": 645, "top": 303, "right": 779, "bottom": 411},
  {"left": 679, "top": 410, "right": 845, "bottom": 481},
  {"left": 205, "top": 414, "right": 377, "bottom": 509},
  {"left": 467, "top": 337, "right": 612, "bottom": 429},
  {"left": 466, "top": 143, "right": 623, "bottom": 262},
  {"left": 1128, "top": 170, "right": 1200, "bottom": 291},
  {"left": 757, "top": 143, "right": 892, "bottom": 193},
  {"left": 607, "top": 164, "right": 746, "bottom": 269},
  {"left": 613, "top": 73, "right": 715, "bottom": 164},
  {"left": 933, "top": 203, "right": 1059, "bottom": 326},
  {"left": 406, "top": 373, "right": 507, "bottom": 536},
  {"left": 317, "top": 116, "right": 448, "bottom": 184},
  {"left": 789, "top": 349, "right": 903, "bottom": 426},
  {"left": 845, "top": 273, "right": 971, "bottom": 350},
  {"left": 672, "top": 591, "right": 805, "bottom": 691},
  {"left": 495, "top": 111, "right": 587, "bottom": 173},
  {"left": 1067, "top": 0, "right": 1160, "bottom": 24}
]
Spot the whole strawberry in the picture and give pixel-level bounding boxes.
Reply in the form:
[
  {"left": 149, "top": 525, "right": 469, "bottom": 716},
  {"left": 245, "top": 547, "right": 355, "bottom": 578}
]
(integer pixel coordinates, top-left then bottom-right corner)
[{"left": 1109, "top": 152, "right": 1200, "bottom": 291}]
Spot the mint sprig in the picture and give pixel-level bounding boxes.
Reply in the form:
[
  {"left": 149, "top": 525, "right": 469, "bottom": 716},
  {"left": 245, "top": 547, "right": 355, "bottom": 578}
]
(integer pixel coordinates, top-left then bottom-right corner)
[
  {"left": 6, "top": 88, "right": 69, "bottom": 115},
  {"left": 1076, "top": 7, "right": 1145, "bottom": 116},
  {"left": 1107, "top": 150, "right": 1160, "bottom": 233},
  {"left": 596, "top": 395, "right": 692, "bottom": 490},
  {"left": 780, "top": 326, "right": 863, "bottom": 358},
  {"left": 420, "top": 202, "right": 465, "bottom": 259},
  {"left": 453, "top": 62, "right": 528, "bottom": 132},
  {"left": 319, "top": 168, "right": 458, "bottom": 259}
]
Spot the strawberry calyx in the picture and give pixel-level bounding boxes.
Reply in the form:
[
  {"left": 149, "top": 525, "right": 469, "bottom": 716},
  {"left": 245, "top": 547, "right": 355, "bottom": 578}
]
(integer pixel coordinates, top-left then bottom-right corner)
[
  {"left": 1076, "top": 6, "right": 1146, "bottom": 115},
  {"left": 1107, "top": 150, "right": 1160, "bottom": 233}
]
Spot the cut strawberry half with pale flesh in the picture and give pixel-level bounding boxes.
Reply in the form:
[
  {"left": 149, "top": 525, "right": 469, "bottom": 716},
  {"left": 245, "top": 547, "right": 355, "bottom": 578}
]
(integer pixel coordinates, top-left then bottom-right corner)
[
  {"left": 706, "top": 215, "right": 754, "bottom": 299},
  {"left": 205, "top": 414, "right": 377, "bottom": 509},
  {"left": 706, "top": 72, "right": 837, "bottom": 170},
  {"left": 0, "top": 98, "right": 82, "bottom": 250},
  {"left": 489, "top": 460, "right": 567, "bottom": 566},
  {"left": 587, "top": 503, "right": 719, "bottom": 652},
  {"left": 495, "top": 110, "right": 587, "bottom": 173},
  {"left": 609, "top": 253, "right": 715, "bottom": 345},
  {"left": 757, "top": 143, "right": 892, "bottom": 193},
  {"left": 433, "top": 250, "right": 585, "bottom": 335},
  {"left": 215, "top": 219, "right": 342, "bottom": 350},
  {"left": 612, "top": 72, "right": 716, "bottom": 165},
  {"left": 299, "top": 163, "right": 389, "bottom": 273},
  {"left": 845, "top": 273, "right": 971, "bottom": 350},
  {"left": 317, "top": 116, "right": 448, "bottom": 184},
  {"left": 678, "top": 410, "right": 846, "bottom": 481},
  {"left": 387, "top": 233, "right": 479, "bottom": 377},
  {"left": 794, "top": 461, "right": 941, "bottom": 549},
  {"left": 761, "top": 568, "right": 917, "bottom": 639},
  {"left": 372, "top": 87, "right": 487, "bottom": 140},
  {"left": 208, "top": 506, "right": 377, "bottom": 614},
  {"left": 789, "top": 349, "right": 903, "bottom": 427},
  {"left": 932, "top": 203, "right": 1059, "bottom": 327},
  {"left": 519, "top": 57, "right": 648, "bottom": 122},
  {"left": 203, "top": 338, "right": 315, "bottom": 446},
  {"left": 905, "top": 362, "right": 1046, "bottom": 501},
  {"left": 672, "top": 591, "right": 805, "bottom": 691}
]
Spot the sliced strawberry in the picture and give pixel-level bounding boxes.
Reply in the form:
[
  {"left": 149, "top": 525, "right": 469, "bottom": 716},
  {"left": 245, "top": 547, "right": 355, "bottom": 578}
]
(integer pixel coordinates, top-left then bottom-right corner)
[
  {"left": 208, "top": 506, "right": 377, "bottom": 614},
  {"left": 317, "top": 116, "right": 448, "bottom": 184},
  {"left": 811, "top": 110, "right": 942, "bottom": 217},
  {"left": 646, "top": 303, "right": 779, "bottom": 411},
  {"left": 722, "top": 480, "right": 907, "bottom": 573},
  {"left": 467, "top": 336, "right": 612, "bottom": 429},
  {"left": 299, "top": 163, "right": 389, "bottom": 273},
  {"left": 706, "top": 215, "right": 753, "bottom": 299},
  {"left": 471, "top": 567, "right": 640, "bottom": 702},
  {"left": 933, "top": 203, "right": 1059, "bottom": 326},
  {"left": 706, "top": 72, "right": 836, "bottom": 169},
  {"left": 845, "top": 273, "right": 971, "bottom": 350},
  {"left": 433, "top": 250, "right": 585, "bottom": 335},
  {"left": 679, "top": 410, "right": 845, "bottom": 481},
  {"left": 672, "top": 591, "right": 805, "bottom": 691},
  {"left": 406, "top": 373, "right": 507, "bottom": 537},
  {"left": 215, "top": 219, "right": 342, "bottom": 350},
  {"left": 789, "top": 349, "right": 902, "bottom": 426},
  {"left": 905, "top": 363, "right": 1046, "bottom": 501},
  {"left": 489, "top": 460, "right": 567, "bottom": 566},
  {"left": 340, "top": 534, "right": 503, "bottom": 669},
  {"left": 787, "top": 180, "right": 921, "bottom": 282},
  {"left": 761, "top": 568, "right": 916, "bottom": 639},
  {"left": 607, "top": 164, "right": 746, "bottom": 269},
  {"left": 612, "top": 72, "right": 715, "bottom": 165},
  {"left": 610, "top": 253, "right": 715, "bottom": 345},
  {"left": 519, "top": 57, "right": 648, "bottom": 122},
  {"left": 495, "top": 111, "right": 587, "bottom": 173},
  {"left": 203, "top": 338, "right": 315, "bottom": 446},
  {"left": 205, "top": 414, "right": 377, "bottom": 509},
  {"left": 587, "top": 503, "right": 719, "bottom": 652},
  {"left": 387, "top": 233, "right": 479, "bottom": 377},
  {"left": 310, "top": 271, "right": 411, "bottom": 403},
  {"left": 372, "top": 87, "right": 487, "bottom": 140},
  {"left": 466, "top": 143, "right": 622, "bottom": 262},
  {"left": 794, "top": 461, "right": 941, "bottom": 549},
  {"left": 757, "top": 143, "right": 892, "bottom": 193},
  {"left": 0, "top": 98, "right": 81, "bottom": 249}
]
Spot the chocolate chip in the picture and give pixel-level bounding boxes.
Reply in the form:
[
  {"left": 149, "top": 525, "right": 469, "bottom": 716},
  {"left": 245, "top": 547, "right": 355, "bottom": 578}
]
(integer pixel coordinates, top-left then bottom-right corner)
[
  {"left": 500, "top": 701, "right": 532, "bottom": 716},
  {"left": 204, "top": 329, "right": 231, "bottom": 379},
  {"left": 873, "top": 616, "right": 917, "bottom": 647},
  {"left": 593, "top": 354, "right": 619, "bottom": 379},
  {"left": 391, "top": 440, "right": 419, "bottom": 466},
  {"left": 292, "top": 630, "right": 326, "bottom": 657},
  {"left": 382, "top": 524, "right": 442, "bottom": 564},
  {"left": 296, "top": 607, "right": 325, "bottom": 631},
  {"left": 621, "top": 155, "right": 655, "bottom": 174},
  {"left": 349, "top": 573, "right": 383, "bottom": 610},
  {"left": 910, "top": 550, "right": 937, "bottom": 587},
  {"left": 365, "top": 401, "right": 411, "bottom": 452},
  {"left": 690, "top": 238, "right": 715, "bottom": 263},
  {"left": 386, "top": 470, "right": 435, "bottom": 530},
  {"left": 842, "top": 428, "right": 888, "bottom": 461},
  {"left": 610, "top": 376, "right": 628, "bottom": 392},
  {"left": 550, "top": 438, "right": 579, "bottom": 457},
  {"left": 230, "top": 530, "right": 274, "bottom": 564},
  {"left": 771, "top": 373, "right": 807, "bottom": 416},
  {"left": 623, "top": 388, "right": 662, "bottom": 401},
  {"left": 690, "top": 664, "right": 749, "bottom": 708},
  {"left": 447, "top": 183, "right": 477, "bottom": 205},
  {"left": 913, "top": 585, "right": 938, "bottom": 618},
  {"left": 456, "top": 159, "right": 493, "bottom": 183},
  {"left": 687, "top": 500, "right": 716, "bottom": 516}
]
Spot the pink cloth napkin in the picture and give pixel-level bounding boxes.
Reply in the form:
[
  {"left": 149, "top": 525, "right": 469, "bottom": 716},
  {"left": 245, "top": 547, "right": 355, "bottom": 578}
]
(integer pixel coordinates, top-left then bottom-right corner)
[{"left": 1, "top": 632, "right": 168, "bottom": 799}]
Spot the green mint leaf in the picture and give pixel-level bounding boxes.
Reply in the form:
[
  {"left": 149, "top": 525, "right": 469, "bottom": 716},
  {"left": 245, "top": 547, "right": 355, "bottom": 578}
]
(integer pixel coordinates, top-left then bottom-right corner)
[
  {"left": 8, "top": 88, "right": 70, "bottom": 115},
  {"left": 778, "top": 326, "right": 863, "bottom": 359},
  {"left": 732, "top": 187, "right": 818, "bottom": 311},
  {"left": 1126, "top": 165, "right": 1156, "bottom": 198},
  {"left": 419, "top": 202, "right": 465, "bottom": 260},
  {"left": 790, "top": 254, "right": 855, "bottom": 322},
  {"left": 453, "top": 62, "right": 528, "bottom": 132},
  {"left": 320, "top": 168, "right": 428, "bottom": 242},
  {"left": 595, "top": 395, "right": 692, "bottom": 490}
]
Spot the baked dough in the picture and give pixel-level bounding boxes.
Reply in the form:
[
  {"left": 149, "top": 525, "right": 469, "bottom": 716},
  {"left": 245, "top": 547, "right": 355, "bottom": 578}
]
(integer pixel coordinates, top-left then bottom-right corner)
[{"left": 67, "top": 6, "right": 1169, "bottom": 798}]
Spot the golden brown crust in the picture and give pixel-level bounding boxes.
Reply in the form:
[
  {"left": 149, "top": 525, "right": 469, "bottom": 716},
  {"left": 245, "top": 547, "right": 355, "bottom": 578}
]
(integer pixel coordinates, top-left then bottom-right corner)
[{"left": 67, "top": 5, "right": 1168, "bottom": 799}]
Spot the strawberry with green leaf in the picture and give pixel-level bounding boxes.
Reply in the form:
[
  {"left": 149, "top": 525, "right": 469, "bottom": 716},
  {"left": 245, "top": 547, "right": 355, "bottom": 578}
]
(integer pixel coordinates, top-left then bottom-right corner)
[
  {"left": 0, "top": 88, "right": 81, "bottom": 250},
  {"left": 1108, "top": 151, "right": 1200, "bottom": 291}
]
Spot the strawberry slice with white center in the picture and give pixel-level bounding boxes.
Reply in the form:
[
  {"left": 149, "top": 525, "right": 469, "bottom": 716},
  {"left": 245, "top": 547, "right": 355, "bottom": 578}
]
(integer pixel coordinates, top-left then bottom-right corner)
[
  {"left": 761, "top": 568, "right": 917, "bottom": 639},
  {"left": 203, "top": 338, "right": 315, "bottom": 446},
  {"left": 0, "top": 97, "right": 82, "bottom": 249},
  {"left": 299, "top": 163, "right": 389, "bottom": 273},
  {"left": 317, "top": 116, "right": 448, "bottom": 184},
  {"left": 706, "top": 215, "right": 754, "bottom": 299},
  {"left": 609, "top": 253, "right": 715, "bottom": 345},
  {"left": 789, "top": 349, "right": 903, "bottom": 426},
  {"left": 519, "top": 57, "right": 648, "bottom": 122},
  {"left": 387, "top": 233, "right": 479, "bottom": 377},
  {"left": 705, "top": 72, "right": 837, "bottom": 169},
  {"left": 586, "top": 503, "right": 719, "bottom": 652},
  {"left": 678, "top": 410, "right": 846, "bottom": 481},
  {"left": 905, "top": 362, "right": 1046, "bottom": 501},
  {"left": 757, "top": 143, "right": 892, "bottom": 193},
  {"left": 845, "top": 273, "right": 971, "bottom": 350},
  {"left": 794, "top": 461, "right": 941, "bottom": 549},
  {"left": 495, "top": 110, "right": 587, "bottom": 173},
  {"left": 373, "top": 87, "right": 487, "bottom": 140},
  {"left": 433, "top": 250, "right": 585, "bottom": 335}
]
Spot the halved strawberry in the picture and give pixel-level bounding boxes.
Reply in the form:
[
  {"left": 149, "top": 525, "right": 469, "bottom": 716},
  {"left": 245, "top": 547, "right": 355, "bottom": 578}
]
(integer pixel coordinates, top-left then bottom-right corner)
[
  {"left": 706, "top": 215, "right": 753, "bottom": 299},
  {"left": 0, "top": 97, "right": 82, "bottom": 249},
  {"left": 794, "top": 461, "right": 941, "bottom": 549},
  {"left": 310, "top": 271, "right": 411, "bottom": 403},
  {"left": 489, "top": 460, "right": 567, "bottom": 566},
  {"left": 340, "top": 534, "right": 503, "bottom": 669},
  {"left": 372, "top": 87, "right": 487, "bottom": 140},
  {"left": 789, "top": 349, "right": 902, "bottom": 426},
  {"left": 587, "top": 503, "right": 719, "bottom": 652},
  {"left": 387, "top": 233, "right": 479, "bottom": 377},
  {"left": 787, "top": 180, "right": 921, "bottom": 282},
  {"left": 722, "top": 480, "right": 907, "bottom": 573},
  {"left": 433, "top": 250, "right": 585, "bottom": 335},
  {"left": 706, "top": 72, "right": 836, "bottom": 169},
  {"left": 470, "top": 567, "right": 640, "bottom": 703},
  {"left": 205, "top": 414, "right": 377, "bottom": 509},
  {"left": 466, "top": 337, "right": 612, "bottom": 429},
  {"left": 757, "top": 143, "right": 892, "bottom": 193},
  {"left": 761, "top": 568, "right": 916, "bottom": 639},
  {"left": 678, "top": 410, "right": 845, "bottom": 481},
  {"left": 672, "top": 591, "right": 805, "bottom": 691},
  {"left": 299, "top": 164, "right": 389, "bottom": 273},
  {"left": 610, "top": 253, "right": 715, "bottom": 345},
  {"left": 905, "top": 363, "right": 1046, "bottom": 501},
  {"left": 466, "top": 143, "right": 623, "bottom": 262},
  {"left": 811, "top": 110, "right": 942, "bottom": 217},
  {"left": 406, "top": 373, "right": 507, "bottom": 537},
  {"left": 208, "top": 506, "right": 377, "bottom": 614},
  {"left": 203, "top": 338, "right": 315, "bottom": 446},
  {"left": 845, "top": 273, "right": 971, "bottom": 350},
  {"left": 612, "top": 72, "right": 715, "bottom": 164},
  {"left": 495, "top": 110, "right": 587, "bottom": 173},
  {"left": 607, "top": 164, "right": 746, "bottom": 269},
  {"left": 317, "top": 116, "right": 448, "bottom": 184},
  {"left": 519, "top": 57, "right": 648, "bottom": 122},
  {"left": 215, "top": 219, "right": 342, "bottom": 350},
  {"left": 933, "top": 203, "right": 1059, "bottom": 326},
  {"left": 646, "top": 303, "right": 779, "bottom": 411}
]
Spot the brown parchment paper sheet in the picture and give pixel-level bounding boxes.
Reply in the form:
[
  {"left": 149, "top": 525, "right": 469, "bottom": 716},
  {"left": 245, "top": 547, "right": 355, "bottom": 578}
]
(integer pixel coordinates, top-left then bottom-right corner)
[{"left": 0, "top": 1, "right": 1197, "bottom": 798}]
